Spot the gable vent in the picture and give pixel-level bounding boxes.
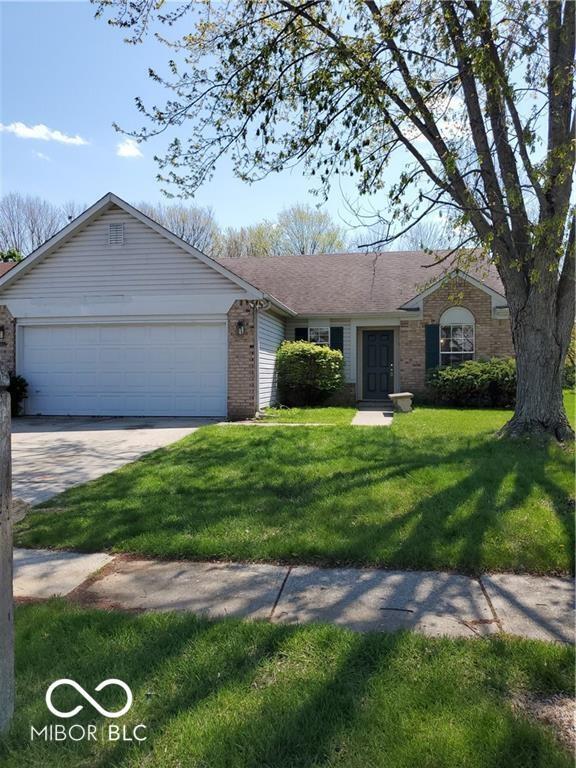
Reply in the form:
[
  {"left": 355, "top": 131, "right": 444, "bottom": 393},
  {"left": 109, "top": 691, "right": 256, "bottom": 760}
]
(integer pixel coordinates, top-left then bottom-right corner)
[{"left": 108, "top": 223, "right": 125, "bottom": 247}]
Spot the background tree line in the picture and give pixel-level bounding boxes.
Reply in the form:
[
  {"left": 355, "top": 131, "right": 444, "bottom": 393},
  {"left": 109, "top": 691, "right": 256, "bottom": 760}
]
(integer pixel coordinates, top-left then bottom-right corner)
[{"left": 0, "top": 192, "right": 449, "bottom": 261}]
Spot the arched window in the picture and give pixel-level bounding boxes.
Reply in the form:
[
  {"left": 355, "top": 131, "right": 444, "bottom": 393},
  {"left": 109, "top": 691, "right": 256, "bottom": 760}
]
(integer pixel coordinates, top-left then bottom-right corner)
[{"left": 440, "top": 307, "right": 475, "bottom": 366}]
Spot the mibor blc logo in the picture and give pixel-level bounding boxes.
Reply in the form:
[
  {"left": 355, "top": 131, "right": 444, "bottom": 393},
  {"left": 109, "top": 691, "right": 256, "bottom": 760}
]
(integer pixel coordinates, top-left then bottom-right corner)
[
  {"left": 46, "top": 679, "right": 133, "bottom": 718},
  {"left": 30, "top": 678, "right": 147, "bottom": 743}
]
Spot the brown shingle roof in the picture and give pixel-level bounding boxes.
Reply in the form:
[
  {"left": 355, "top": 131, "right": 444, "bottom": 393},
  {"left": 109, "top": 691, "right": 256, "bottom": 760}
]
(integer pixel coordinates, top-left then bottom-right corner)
[
  {"left": 220, "top": 251, "right": 505, "bottom": 315},
  {"left": 0, "top": 263, "right": 15, "bottom": 277}
]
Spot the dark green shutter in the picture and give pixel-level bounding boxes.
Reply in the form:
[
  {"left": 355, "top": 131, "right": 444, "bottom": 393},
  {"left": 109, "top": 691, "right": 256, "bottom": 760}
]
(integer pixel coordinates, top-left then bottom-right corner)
[
  {"left": 294, "top": 327, "right": 308, "bottom": 341},
  {"left": 330, "top": 326, "right": 344, "bottom": 353},
  {"left": 425, "top": 324, "right": 440, "bottom": 370}
]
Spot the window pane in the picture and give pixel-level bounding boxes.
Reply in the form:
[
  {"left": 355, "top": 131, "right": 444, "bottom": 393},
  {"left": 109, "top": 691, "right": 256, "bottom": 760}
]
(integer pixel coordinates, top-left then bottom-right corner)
[
  {"left": 309, "top": 327, "right": 330, "bottom": 345},
  {"left": 452, "top": 325, "right": 463, "bottom": 340},
  {"left": 441, "top": 352, "right": 474, "bottom": 367},
  {"left": 441, "top": 323, "right": 474, "bottom": 361}
]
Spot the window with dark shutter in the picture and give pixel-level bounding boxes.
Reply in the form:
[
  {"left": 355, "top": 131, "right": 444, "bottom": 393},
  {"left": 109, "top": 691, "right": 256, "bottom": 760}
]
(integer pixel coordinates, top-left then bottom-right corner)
[
  {"left": 425, "top": 324, "right": 440, "bottom": 370},
  {"left": 330, "top": 326, "right": 344, "bottom": 354},
  {"left": 294, "top": 327, "right": 308, "bottom": 341}
]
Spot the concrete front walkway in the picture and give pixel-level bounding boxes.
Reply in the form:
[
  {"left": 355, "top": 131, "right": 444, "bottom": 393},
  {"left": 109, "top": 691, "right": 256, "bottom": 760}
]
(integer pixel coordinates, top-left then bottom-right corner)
[
  {"left": 352, "top": 408, "right": 394, "bottom": 426},
  {"left": 12, "top": 416, "right": 211, "bottom": 504},
  {"left": 13, "top": 548, "right": 574, "bottom": 644}
]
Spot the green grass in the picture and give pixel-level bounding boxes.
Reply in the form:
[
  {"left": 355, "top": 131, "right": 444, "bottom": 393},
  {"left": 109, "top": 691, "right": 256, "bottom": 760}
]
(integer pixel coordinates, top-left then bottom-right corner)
[
  {"left": 15, "top": 404, "right": 574, "bottom": 574},
  {"left": 0, "top": 602, "right": 572, "bottom": 768},
  {"left": 262, "top": 406, "right": 356, "bottom": 424}
]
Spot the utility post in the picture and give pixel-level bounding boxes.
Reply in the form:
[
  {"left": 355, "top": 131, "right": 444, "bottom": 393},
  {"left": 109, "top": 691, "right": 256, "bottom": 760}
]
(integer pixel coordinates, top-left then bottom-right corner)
[{"left": 0, "top": 367, "right": 13, "bottom": 734}]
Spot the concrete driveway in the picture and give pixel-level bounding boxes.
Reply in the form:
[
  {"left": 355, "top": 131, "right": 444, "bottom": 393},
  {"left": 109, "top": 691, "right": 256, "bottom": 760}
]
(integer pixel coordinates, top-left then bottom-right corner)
[{"left": 11, "top": 416, "right": 213, "bottom": 504}]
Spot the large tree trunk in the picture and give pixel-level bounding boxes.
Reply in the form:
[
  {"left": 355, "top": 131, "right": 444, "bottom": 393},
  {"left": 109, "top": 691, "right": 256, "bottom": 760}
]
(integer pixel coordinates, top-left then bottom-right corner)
[{"left": 500, "top": 292, "right": 574, "bottom": 441}]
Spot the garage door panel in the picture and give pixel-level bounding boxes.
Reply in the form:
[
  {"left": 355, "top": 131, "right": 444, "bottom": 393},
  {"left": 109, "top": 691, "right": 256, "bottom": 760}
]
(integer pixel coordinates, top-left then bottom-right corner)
[{"left": 20, "top": 323, "right": 227, "bottom": 417}]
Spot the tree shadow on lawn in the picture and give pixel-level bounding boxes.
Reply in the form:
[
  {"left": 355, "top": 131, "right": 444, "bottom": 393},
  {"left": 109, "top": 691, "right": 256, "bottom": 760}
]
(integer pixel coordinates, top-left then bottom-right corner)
[
  {"left": 340, "top": 440, "right": 574, "bottom": 575},
  {"left": 16, "top": 428, "right": 574, "bottom": 574},
  {"left": 4, "top": 605, "right": 572, "bottom": 768}
]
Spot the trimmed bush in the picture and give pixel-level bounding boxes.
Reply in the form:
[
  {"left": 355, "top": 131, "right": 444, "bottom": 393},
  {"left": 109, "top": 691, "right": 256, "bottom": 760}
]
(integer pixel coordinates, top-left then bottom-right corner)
[
  {"left": 427, "top": 357, "right": 516, "bottom": 408},
  {"left": 9, "top": 373, "right": 28, "bottom": 416},
  {"left": 276, "top": 340, "right": 344, "bottom": 406}
]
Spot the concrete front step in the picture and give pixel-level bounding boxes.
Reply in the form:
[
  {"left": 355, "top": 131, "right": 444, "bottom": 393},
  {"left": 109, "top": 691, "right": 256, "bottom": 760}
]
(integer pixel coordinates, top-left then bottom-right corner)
[{"left": 357, "top": 400, "right": 394, "bottom": 411}]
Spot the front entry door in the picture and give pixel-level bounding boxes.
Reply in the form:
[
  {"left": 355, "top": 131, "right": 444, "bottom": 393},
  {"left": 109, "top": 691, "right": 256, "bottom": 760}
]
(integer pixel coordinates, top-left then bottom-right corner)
[{"left": 362, "top": 330, "right": 393, "bottom": 399}]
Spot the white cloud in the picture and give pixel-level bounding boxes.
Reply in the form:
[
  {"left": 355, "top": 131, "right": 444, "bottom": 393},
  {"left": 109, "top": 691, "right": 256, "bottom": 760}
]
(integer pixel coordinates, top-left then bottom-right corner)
[
  {"left": 34, "top": 151, "right": 51, "bottom": 162},
  {"left": 116, "top": 138, "right": 143, "bottom": 158},
  {"left": 0, "top": 121, "right": 88, "bottom": 145}
]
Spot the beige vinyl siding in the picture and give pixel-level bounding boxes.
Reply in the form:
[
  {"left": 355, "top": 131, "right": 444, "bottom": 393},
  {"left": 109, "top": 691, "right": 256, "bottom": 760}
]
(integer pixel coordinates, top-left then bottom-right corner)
[
  {"left": 1, "top": 206, "right": 239, "bottom": 300},
  {"left": 286, "top": 318, "right": 353, "bottom": 382},
  {"left": 258, "top": 311, "right": 286, "bottom": 408}
]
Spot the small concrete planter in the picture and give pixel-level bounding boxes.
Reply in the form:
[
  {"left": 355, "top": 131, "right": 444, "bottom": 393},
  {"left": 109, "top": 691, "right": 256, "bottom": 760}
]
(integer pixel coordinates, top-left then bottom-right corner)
[{"left": 389, "top": 392, "right": 414, "bottom": 412}]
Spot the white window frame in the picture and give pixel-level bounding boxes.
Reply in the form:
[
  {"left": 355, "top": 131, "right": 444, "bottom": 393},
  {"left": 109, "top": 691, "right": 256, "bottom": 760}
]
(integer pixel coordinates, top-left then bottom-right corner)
[
  {"left": 308, "top": 326, "right": 331, "bottom": 346},
  {"left": 439, "top": 307, "right": 475, "bottom": 366}
]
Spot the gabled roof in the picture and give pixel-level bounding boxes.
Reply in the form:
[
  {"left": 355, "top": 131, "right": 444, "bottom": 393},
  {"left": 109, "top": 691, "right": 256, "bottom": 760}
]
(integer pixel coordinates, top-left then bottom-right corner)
[
  {"left": 219, "top": 251, "right": 506, "bottom": 315},
  {"left": 0, "top": 193, "right": 296, "bottom": 316},
  {"left": 0, "top": 194, "right": 505, "bottom": 317}
]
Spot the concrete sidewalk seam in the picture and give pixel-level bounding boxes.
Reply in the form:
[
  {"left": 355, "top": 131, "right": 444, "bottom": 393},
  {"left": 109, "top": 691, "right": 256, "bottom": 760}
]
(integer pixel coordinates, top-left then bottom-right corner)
[
  {"left": 13, "top": 549, "right": 575, "bottom": 643},
  {"left": 478, "top": 576, "right": 504, "bottom": 633},
  {"left": 269, "top": 566, "right": 292, "bottom": 620}
]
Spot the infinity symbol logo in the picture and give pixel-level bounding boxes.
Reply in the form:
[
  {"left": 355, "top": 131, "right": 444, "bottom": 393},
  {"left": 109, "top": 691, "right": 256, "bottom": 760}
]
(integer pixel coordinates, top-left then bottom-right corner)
[{"left": 45, "top": 679, "right": 133, "bottom": 719}]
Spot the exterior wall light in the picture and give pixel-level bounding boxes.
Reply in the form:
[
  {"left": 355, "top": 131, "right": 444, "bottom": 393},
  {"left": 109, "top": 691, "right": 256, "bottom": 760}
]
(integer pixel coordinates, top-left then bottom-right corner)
[
  {"left": 236, "top": 320, "right": 247, "bottom": 336},
  {"left": 0, "top": 326, "right": 5, "bottom": 342}
]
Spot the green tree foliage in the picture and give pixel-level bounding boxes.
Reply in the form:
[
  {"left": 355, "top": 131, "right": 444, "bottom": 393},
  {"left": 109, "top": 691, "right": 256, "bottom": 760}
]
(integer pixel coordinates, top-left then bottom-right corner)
[
  {"left": 0, "top": 249, "right": 22, "bottom": 263},
  {"left": 95, "top": 0, "right": 575, "bottom": 439},
  {"left": 217, "top": 204, "right": 347, "bottom": 258}
]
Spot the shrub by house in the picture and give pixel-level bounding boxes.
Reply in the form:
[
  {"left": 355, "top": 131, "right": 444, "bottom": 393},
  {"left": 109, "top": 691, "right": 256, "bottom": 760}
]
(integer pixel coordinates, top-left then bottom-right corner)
[
  {"left": 276, "top": 341, "right": 344, "bottom": 406},
  {"left": 427, "top": 358, "right": 516, "bottom": 408}
]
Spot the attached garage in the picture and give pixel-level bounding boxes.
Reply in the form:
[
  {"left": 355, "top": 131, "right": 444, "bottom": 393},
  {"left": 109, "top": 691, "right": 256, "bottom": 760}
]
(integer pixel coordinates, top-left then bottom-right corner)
[
  {"left": 19, "top": 323, "right": 227, "bottom": 417},
  {"left": 0, "top": 193, "right": 292, "bottom": 419}
]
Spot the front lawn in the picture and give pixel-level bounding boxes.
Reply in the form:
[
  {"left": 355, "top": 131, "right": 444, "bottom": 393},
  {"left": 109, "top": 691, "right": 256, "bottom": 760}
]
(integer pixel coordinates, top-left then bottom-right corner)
[
  {"left": 0, "top": 602, "right": 572, "bottom": 768},
  {"left": 15, "top": 405, "right": 574, "bottom": 574},
  {"left": 262, "top": 406, "right": 356, "bottom": 424}
]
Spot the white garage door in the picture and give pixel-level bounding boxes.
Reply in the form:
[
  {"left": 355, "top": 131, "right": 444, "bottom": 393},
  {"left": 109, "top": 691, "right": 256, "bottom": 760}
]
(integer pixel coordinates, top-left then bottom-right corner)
[{"left": 19, "top": 323, "right": 227, "bottom": 417}]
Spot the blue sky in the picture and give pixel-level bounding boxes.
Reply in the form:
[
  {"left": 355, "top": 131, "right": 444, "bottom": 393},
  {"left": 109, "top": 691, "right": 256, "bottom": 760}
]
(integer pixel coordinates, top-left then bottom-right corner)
[{"left": 0, "top": 1, "right": 396, "bottom": 232}]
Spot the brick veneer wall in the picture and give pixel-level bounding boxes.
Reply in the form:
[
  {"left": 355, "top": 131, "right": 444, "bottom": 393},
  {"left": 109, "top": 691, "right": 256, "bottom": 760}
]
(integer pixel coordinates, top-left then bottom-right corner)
[
  {"left": 399, "top": 276, "right": 514, "bottom": 394},
  {"left": 0, "top": 306, "right": 15, "bottom": 375},
  {"left": 227, "top": 300, "right": 257, "bottom": 419}
]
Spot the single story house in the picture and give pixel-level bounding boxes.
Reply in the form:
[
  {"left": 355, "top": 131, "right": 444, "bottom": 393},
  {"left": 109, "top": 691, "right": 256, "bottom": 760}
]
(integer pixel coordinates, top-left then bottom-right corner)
[{"left": 0, "top": 193, "right": 513, "bottom": 418}]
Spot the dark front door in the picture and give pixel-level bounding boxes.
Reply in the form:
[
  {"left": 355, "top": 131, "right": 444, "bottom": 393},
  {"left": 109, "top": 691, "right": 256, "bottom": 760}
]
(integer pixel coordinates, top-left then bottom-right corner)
[{"left": 362, "top": 330, "right": 393, "bottom": 399}]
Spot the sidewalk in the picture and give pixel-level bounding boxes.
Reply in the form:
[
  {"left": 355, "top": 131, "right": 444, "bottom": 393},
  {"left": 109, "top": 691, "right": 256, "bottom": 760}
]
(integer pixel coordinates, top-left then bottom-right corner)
[{"left": 13, "top": 548, "right": 574, "bottom": 644}]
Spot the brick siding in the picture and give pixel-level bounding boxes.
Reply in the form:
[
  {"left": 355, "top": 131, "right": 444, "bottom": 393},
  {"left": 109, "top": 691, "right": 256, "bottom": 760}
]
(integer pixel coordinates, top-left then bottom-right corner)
[
  {"left": 227, "top": 300, "right": 257, "bottom": 419},
  {"left": 399, "top": 277, "right": 514, "bottom": 393},
  {"left": 0, "top": 306, "right": 15, "bottom": 375}
]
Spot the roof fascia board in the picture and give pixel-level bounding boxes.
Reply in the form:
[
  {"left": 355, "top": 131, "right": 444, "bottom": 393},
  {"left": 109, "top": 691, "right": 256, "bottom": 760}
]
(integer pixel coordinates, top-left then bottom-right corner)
[{"left": 289, "top": 310, "right": 410, "bottom": 319}]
